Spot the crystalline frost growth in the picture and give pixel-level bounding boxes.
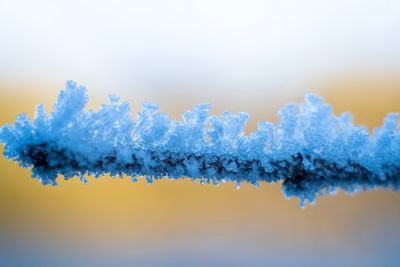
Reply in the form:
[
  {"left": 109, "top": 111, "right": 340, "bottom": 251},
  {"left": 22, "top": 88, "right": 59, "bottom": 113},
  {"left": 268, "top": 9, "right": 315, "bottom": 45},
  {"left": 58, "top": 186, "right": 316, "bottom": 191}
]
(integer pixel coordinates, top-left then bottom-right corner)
[{"left": 0, "top": 81, "right": 399, "bottom": 205}]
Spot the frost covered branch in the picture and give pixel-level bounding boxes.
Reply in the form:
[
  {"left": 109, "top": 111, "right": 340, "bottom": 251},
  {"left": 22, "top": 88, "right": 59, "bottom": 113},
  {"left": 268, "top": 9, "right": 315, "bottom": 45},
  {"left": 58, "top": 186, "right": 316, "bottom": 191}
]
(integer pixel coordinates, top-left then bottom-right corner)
[{"left": 0, "top": 81, "right": 399, "bottom": 206}]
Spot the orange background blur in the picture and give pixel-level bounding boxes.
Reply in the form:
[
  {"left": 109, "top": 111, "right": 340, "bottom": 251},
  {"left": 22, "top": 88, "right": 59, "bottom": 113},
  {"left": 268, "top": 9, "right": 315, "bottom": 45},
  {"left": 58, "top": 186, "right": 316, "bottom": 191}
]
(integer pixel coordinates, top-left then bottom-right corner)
[{"left": 1, "top": 76, "right": 399, "bottom": 266}]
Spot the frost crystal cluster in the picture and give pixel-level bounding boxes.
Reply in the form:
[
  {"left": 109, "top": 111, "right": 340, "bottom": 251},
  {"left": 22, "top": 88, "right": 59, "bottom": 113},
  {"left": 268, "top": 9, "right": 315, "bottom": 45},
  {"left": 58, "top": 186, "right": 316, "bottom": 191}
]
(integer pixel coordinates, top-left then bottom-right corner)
[{"left": 1, "top": 81, "right": 399, "bottom": 205}]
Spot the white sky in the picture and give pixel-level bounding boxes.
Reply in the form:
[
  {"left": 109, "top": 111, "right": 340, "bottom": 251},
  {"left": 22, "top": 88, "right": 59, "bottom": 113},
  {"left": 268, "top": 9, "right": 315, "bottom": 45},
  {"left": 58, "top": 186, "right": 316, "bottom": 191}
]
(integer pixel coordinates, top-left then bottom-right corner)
[{"left": 0, "top": 0, "right": 399, "bottom": 92}]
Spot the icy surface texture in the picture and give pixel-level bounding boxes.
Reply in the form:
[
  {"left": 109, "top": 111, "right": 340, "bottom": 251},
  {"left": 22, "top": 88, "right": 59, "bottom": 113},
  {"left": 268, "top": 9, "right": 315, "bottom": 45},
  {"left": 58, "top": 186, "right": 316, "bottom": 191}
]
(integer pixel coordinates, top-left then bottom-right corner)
[{"left": 0, "top": 81, "right": 399, "bottom": 205}]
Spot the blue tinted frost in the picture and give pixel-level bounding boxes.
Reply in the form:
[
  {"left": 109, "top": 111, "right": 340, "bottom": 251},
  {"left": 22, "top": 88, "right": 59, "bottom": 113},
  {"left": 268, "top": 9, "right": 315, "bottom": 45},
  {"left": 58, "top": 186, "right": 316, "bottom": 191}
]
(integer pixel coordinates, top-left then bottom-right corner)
[{"left": 0, "top": 81, "right": 399, "bottom": 206}]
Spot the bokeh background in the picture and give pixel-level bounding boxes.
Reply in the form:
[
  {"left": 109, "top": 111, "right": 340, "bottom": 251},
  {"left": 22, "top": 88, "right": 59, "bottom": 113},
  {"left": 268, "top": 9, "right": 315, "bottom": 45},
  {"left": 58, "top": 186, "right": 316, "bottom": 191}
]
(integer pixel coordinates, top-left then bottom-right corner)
[{"left": 1, "top": 1, "right": 400, "bottom": 266}]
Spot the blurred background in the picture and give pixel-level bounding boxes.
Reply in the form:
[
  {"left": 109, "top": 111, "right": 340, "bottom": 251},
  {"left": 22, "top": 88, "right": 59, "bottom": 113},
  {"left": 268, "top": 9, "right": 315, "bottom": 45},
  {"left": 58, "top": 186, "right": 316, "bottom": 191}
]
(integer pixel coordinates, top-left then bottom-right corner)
[{"left": 0, "top": 0, "right": 399, "bottom": 266}]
